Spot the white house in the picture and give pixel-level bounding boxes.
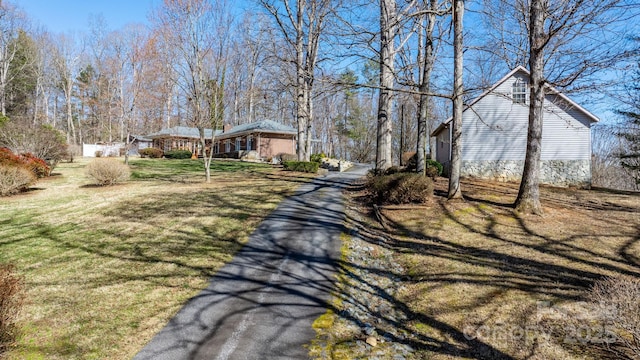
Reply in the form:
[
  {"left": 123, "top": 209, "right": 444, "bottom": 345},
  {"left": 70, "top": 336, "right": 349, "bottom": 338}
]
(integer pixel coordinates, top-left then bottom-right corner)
[{"left": 431, "top": 66, "right": 598, "bottom": 188}]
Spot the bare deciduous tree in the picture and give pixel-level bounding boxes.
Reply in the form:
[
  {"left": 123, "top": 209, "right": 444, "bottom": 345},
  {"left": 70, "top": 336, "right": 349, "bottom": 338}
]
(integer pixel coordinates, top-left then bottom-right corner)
[
  {"left": 153, "top": 0, "right": 231, "bottom": 182},
  {"left": 51, "top": 34, "right": 81, "bottom": 146},
  {"left": 447, "top": 0, "right": 464, "bottom": 199},
  {"left": 260, "top": 0, "right": 334, "bottom": 161},
  {"left": 416, "top": 0, "right": 447, "bottom": 174},
  {"left": 0, "top": 2, "right": 28, "bottom": 117}
]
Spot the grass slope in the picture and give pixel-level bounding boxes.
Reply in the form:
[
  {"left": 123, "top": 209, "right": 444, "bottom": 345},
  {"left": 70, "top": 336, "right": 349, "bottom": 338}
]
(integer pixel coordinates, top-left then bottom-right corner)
[
  {"left": 0, "top": 158, "right": 312, "bottom": 360},
  {"left": 315, "top": 177, "right": 640, "bottom": 359}
]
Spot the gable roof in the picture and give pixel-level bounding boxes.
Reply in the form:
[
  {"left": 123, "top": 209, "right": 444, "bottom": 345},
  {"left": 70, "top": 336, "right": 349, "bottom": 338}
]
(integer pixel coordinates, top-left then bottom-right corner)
[
  {"left": 431, "top": 66, "right": 600, "bottom": 136},
  {"left": 218, "top": 120, "right": 297, "bottom": 138},
  {"left": 146, "top": 126, "right": 222, "bottom": 139},
  {"left": 130, "top": 134, "right": 152, "bottom": 142}
]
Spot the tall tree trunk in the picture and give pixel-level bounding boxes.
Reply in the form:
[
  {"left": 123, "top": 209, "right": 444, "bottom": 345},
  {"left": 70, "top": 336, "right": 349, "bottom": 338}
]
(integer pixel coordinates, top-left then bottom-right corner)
[
  {"left": 306, "top": 82, "right": 312, "bottom": 159},
  {"left": 296, "top": 0, "right": 308, "bottom": 161},
  {"left": 400, "top": 103, "right": 405, "bottom": 166},
  {"left": 417, "top": 0, "right": 437, "bottom": 175},
  {"left": 376, "top": 0, "right": 395, "bottom": 172},
  {"left": 199, "top": 128, "right": 212, "bottom": 182},
  {"left": 248, "top": 66, "right": 256, "bottom": 123},
  {"left": 65, "top": 79, "right": 77, "bottom": 145},
  {"left": 448, "top": 0, "right": 464, "bottom": 199},
  {"left": 515, "top": 0, "right": 545, "bottom": 215}
]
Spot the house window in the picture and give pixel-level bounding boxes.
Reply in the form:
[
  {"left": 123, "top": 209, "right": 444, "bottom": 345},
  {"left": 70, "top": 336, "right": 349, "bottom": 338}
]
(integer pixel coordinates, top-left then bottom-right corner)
[
  {"left": 214, "top": 142, "right": 219, "bottom": 154},
  {"left": 247, "top": 136, "right": 253, "bottom": 150},
  {"left": 225, "top": 140, "right": 230, "bottom": 152},
  {"left": 512, "top": 78, "right": 527, "bottom": 104},
  {"left": 235, "top": 137, "right": 241, "bottom": 151}
]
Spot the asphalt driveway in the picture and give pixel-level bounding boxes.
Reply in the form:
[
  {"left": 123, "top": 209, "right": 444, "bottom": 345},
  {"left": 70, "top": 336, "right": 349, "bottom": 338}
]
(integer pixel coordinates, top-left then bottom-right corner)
[{"left": 134, "top": 164, "right": 369, "bottom": 360}]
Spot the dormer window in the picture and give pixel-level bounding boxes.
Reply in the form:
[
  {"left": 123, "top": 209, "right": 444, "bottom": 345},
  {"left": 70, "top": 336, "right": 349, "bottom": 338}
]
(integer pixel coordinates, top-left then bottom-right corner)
[{"left": 512, "top": 78, "right": 527, "bottom": 104}]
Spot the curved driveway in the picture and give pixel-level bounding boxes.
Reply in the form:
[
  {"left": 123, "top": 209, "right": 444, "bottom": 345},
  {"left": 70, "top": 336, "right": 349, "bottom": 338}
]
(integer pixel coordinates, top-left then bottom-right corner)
[{"left": 134, "top": 164, "right": 369, "bottom": 360}]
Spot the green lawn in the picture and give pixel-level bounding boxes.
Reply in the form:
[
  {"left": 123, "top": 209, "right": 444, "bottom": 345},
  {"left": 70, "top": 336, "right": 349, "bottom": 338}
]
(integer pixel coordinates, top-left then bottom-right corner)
[{"left": 0, "top": 158, "right": 311, "bottom": 360}]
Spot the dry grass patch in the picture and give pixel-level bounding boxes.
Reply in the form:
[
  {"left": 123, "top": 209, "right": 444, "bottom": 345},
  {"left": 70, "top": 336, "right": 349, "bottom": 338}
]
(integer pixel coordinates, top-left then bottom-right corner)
[
  {"left": 319, "top": 177, "right": 639, "bottom": 359},
  {"left": 0, "top": 158, "right": 313, "bottom": 360}
]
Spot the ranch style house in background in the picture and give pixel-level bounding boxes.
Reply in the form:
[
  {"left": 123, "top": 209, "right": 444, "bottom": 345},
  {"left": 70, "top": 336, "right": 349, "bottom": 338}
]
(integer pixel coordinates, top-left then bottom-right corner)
[
  {"left": 146, "top": 120, "right": 296, "bottom": 159},
  {"left": 213, "top": 120, "right": 297, "bottom": 159},
  {"left": 432, "top": 66, "right": 598, "bottom": 188},
  {"left": 147, "top": 126, "right": 219, "bottom": 156}
]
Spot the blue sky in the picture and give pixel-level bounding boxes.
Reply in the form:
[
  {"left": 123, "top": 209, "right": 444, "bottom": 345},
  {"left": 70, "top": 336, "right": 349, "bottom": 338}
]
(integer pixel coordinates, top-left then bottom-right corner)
[{"left": 17, "top": 0, "right": 157, "bottom": 33}]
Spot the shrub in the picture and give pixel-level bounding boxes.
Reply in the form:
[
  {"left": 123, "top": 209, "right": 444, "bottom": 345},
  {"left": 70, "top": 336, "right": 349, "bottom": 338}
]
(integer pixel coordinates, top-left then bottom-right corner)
[
  {"left": 20, "top": 153, "right": 50, "bottom": 178},
  {"left": 279, "top": 153, "right": 297, "bottom": 162},
  {"left": 405, "top": 153, "right": 444, "bottom": 177},
  {"left": 0, "top": 122, "right": 69, "bottom": 169},
  {"left": 0, "top": 165, "right": 36, "bottom": 196},
  {"left": 310, "top": 153, "right": 326, "bottom": 163},
  {"left": 85, "top": 159, "right": 130, "bottom": 186},
  {"left": 426, "top": 159, "right": 443, "bottom": 177},
  {"left": 283, "top": 161, "right": 320, "bottom": 173},
  {"left": 366, "top": 173, "right": 434, "bottom": 204},
  {"left": 0, "top": 264, "right": 24, "bottom": 356},
  {"left": 164, "top": 149, "right": 193, "bottom": 159},
  {"left": 587, "top": 276, "right": 640, "bottom": 359},
  {"left": 94, "top": 150, "right": 103, "bottom": 158},
  {"left": 0, "top": 147, "right": 23, "bottom": 168},
  {"left": 139, "top": 148, "right": 163, "bottom": 159},
  {"left": 0, "top": 148, "right": 50, "bottom": 179}
]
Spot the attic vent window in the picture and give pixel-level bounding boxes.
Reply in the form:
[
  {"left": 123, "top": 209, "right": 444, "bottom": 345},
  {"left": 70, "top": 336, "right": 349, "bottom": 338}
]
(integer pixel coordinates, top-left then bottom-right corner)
[{"left": 512, "top": 79, "right": 527, "bottom": 104}]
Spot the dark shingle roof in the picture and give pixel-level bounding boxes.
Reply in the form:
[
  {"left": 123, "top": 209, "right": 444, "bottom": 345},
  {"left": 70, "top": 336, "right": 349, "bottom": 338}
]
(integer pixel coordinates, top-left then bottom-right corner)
[
  {"left": 130, "top": 134, "right": 152, "bottom": 142},
  {"left": 221, "top": 120, "right": 297, "bottom": 137},
  {"left": 146, "top": 126, "right": 222, "bottom": 139}
]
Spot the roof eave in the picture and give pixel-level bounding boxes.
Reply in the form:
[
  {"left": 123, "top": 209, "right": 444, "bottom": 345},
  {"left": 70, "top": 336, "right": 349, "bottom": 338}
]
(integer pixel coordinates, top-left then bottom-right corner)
[
  {"left": 217, "top": 129, "right": 297, "bottom": 139},
  {"left": 431, "top": 122, "right": 449, "bottom": 137}
]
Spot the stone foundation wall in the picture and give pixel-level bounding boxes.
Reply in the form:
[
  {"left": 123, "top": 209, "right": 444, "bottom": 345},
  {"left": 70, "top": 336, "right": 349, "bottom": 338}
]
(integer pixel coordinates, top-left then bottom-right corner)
[{"left": 461, "top": 160, "right": 591, "bottom": 188}]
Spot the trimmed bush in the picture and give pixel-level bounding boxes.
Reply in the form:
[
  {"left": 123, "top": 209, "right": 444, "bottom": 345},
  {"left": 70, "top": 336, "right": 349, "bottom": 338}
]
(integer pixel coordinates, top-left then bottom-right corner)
[
  {"left": 139, "top": 148, "right": 163, "bottom": 159},
  {"left": 0, "top": 165, "right": 36, "bottom": 196},
  {"left": 366, "top": 173, "right": 434, "bottom": 204},
  {"left": 0, "top": 264, "right": 24, "bottom": 356},
  {"left": 85, "top": 159, "right": 131, "bottom": 186},
  {"left": 20, "top": 153, "right": 50, "bottom": 178},
  {"left": 279, "top": 153, "right": 297, "bottom": 162},
  {"left": 283, "top": 161, "right": 320, "bottom": 173},
  {"left": 0, "top": 147, "right": 23, "bottom": 169},
  {"left": 164, "top": 150, "right": 193, "bottom": 159},
  {"left": 1, "top": 148, "right": 50, "bottom": 179}
]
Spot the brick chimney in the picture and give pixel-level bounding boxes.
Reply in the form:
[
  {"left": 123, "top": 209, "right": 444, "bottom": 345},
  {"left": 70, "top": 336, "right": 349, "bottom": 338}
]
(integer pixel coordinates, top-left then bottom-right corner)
[{"left": 223, "top": 123, "right": 233, "bottom": 133}]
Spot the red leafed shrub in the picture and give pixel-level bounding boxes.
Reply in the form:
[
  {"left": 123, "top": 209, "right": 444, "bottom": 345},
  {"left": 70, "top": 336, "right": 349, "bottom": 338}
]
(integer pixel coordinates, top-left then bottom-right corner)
[
  {"left": 19, "top": 153, "right": 50, "bottom": 178},
  {"left": 0, "top": 147, "right": 23, "bottom": 168},
  {"left": 0, "top": 148, "right": 42, "bottom": 196},
  {"left": 0, "top": 148, "right": 50, "bottom": 178}
]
